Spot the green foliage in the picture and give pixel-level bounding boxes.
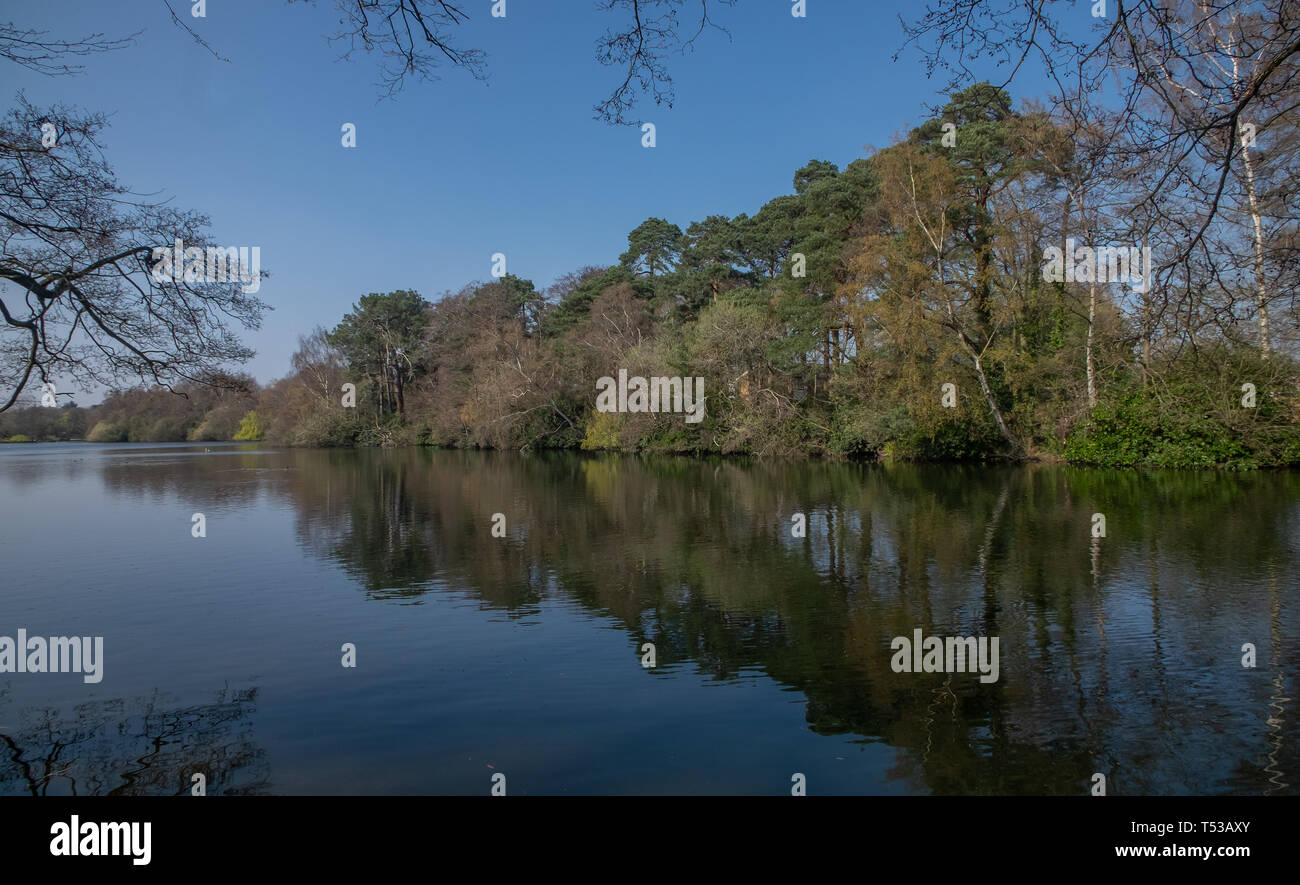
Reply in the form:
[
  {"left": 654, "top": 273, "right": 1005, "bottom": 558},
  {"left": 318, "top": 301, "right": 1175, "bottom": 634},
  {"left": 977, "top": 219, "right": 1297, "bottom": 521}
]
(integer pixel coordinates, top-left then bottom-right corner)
[
  {"left": 828, "top": 402, "right": 913, "bottom": 457},
  {"left": 542, "top": 266, "right": 637, "bottom": 338},
  {"left": 1066, "top": 352, "right": 1300, "bottom": 469},
  {"left": 233, "top": 410, "right": 265, "bottom": 441},
  {"left": 69, "top": 380, "right": 258, "bottom": 443},
  {"left": 0, "top": 402, "right": 92, "bottom": 441},
  {"left": 620, "top": 218, "right": 684, "bottom": 277},
  {"left": 897, "top": 415, "right": 1004, "bottom": 462},
  {"left": 289, "top": 410, "right": 362, "bottom": 447},
  {"left": 49, "top": 83, "right": 1286, "bottom": 472},
  {"left": 581, "top": 410, "right": 621, "bottom": 450},
  {"left": 328, "top": 289, "right": 429, "bottom": 415},
  {"left": 87, "top": 421, "right": 128, "bottom": 442},
  {"left": 146, "top": 417, "right": 188, "bottom": 442},
  {"left": 1067, "top": 392, "right": 1280, "bottom": 469}
]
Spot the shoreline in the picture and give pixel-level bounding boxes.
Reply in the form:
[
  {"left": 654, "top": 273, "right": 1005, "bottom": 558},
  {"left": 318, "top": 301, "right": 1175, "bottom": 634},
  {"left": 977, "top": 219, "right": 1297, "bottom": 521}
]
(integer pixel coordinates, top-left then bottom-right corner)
[{"left": 3, "top": 437, "right": 1292, "bottom": 471}]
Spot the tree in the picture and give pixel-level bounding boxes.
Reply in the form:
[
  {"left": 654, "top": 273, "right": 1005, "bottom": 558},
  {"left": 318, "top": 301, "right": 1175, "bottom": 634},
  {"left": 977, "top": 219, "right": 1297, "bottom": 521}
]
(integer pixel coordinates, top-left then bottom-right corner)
[
  {"left": 911, "top": 83, "right": 1025, "bottom": 344},
  {"left": 1015, "top": 104, "right": 1133, "bottom": 408},
  {"left": 899, "top": 0, "right": 1300, "bottom": 309},
  {"left": 165, "top": 0, "right": 739, "bottom": 122},
  {"left": 849, "top": 142, "right": 1019, "bottom": 451},
  {"left": 736, "top": 198, "right": 799, "bottom": 279},
  {"left": 329, "top": 290, "right": 429, "bottom": 415},
  {"left": 792, "top": 159, "right": 839, "bottom": 196},
  {"left": 0, "top": 94, "right": 268, "bottom": 411},
  {"left": 233, "top": 410, "right": 265, "bottom": 441},
  {"left": 477, "top": 274, "right": 545, "bottom": 333},
  {"left": 678, "top": 215, "right": 749, "bottom": 307},
  {"left": 9, "top": 1, "right": 741, "bottom": 127},
  {"left": 592, "top": 0, "right": 739, "bottom": 124},
  {"left": 0, "top": 21, "right": 136, "bottom": 75},
  {"left": 620, "top": 217, "right": 684, "bottom": 278},
  {"left": 291, "top": 327, "right": 348, "bottom": 403},
  {"left": 785, "top": 158, "right": 878, "bottom": 373},
  {"left": 539, "top": 266, "right": 637, "bottom": 338}
]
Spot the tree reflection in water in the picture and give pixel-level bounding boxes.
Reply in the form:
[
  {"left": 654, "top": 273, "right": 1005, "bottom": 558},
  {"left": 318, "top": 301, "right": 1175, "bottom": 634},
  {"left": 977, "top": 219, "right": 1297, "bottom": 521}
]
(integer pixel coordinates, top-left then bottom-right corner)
[{"left": 0, "top": 686, "right": 267, "bottom": 796}]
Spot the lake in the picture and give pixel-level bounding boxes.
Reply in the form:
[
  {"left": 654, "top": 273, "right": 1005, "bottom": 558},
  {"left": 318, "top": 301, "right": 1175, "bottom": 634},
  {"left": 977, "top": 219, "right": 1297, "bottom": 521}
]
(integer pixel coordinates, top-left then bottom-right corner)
[{"left": 1, "top": 442, "right": 1296, "bottom": 795}]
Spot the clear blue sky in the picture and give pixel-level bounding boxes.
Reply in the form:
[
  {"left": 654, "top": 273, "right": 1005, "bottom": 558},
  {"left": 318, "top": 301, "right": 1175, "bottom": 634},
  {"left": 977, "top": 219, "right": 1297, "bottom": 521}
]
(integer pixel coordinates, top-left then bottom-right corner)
[{"left": 4, "top": 0, "right": 1047, "bottom": 389}]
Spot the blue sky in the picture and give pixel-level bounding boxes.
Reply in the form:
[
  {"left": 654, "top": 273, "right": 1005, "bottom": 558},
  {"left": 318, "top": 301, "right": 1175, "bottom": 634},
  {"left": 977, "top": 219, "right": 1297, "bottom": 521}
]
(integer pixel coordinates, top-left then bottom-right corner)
[{"left": 4, "top": 0, "right": 1048, "bottom": 389}]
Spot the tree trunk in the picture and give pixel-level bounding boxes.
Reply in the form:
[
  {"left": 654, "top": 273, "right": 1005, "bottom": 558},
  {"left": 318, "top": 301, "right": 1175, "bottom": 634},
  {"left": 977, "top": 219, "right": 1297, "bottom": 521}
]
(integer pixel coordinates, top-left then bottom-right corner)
[
  {"left": 959, "top": 330, "right": 1017, "bottom": 451},
  {"left": 1086, "top": 277, "right": 1098, "bottom": 408},
  {"left": 1241, "top": 142, "right": 1271, "bottom": 354},
  {"left": 1140, "top": 232, "right": 1152, "bottom": 385}
]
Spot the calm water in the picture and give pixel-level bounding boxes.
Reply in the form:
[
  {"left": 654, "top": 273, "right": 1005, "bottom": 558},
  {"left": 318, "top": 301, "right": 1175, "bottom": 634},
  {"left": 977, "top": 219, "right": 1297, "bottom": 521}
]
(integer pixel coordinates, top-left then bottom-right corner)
[{"left": 0, "top": 442, "right": 1296, "bottom": 795}]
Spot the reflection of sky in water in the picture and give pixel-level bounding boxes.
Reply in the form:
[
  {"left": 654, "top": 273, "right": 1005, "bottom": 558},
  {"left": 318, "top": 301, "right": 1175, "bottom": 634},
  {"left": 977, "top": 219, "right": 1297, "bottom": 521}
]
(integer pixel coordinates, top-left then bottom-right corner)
[{"left": 0, "top": 442, "right": 1296, "bottom": 795}]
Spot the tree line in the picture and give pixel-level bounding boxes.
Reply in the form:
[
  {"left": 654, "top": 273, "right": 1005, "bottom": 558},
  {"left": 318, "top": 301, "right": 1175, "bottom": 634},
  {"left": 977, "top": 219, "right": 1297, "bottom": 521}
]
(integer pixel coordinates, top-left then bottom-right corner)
[
  {"left": 5, "top": 3, "right": 1299, "bottom": 466},
  {"left": 0, "top": 375, "right": 260, "bottom": 443},
  {"left": 8, "top": 78, "right": 1297, "bottom": 467}
]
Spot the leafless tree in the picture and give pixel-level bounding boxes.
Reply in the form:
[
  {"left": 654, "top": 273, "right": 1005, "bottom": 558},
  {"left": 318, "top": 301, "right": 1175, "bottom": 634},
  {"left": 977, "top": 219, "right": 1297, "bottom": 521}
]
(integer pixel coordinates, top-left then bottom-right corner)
[
  {"left": 0, "top": 21, "right": 138, "bottom": 75},
  {"left": 592, "top": 0, "right": 737, "bottom": 124},
  {"left": 0, "top": 94, "right": 268, "bottom": 411},
  {"left": 899, "top": 0, "right": 1300, "bottom": 268},
  {"left": 283, "top": 0, "right": 486, "bottom": 99},
  {"left": 174, "top": 0, "right": 737, "bottom": 123},
  {"left": 900, "top": 0, "right": 1300, "bottom": 360}
]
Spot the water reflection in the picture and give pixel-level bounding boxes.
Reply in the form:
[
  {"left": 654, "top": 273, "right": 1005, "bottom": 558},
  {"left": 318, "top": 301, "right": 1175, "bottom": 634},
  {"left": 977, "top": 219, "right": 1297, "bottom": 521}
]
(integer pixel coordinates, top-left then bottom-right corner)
[
  {"left": 4, "top": 444, "right": 1297, "bottom": 794},
  {"left": 0, "top": 685, "right": 267, "bottom": 796},
  {"left": 282, "top": 451, "right": 1300, "bottom": 794}
]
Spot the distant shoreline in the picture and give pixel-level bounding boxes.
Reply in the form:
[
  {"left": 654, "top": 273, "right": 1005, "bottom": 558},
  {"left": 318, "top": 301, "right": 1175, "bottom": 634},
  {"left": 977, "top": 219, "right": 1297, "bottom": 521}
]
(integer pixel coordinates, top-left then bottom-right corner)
[{"left": 3, "top": 437, "right": 1294, "bottom": 471}]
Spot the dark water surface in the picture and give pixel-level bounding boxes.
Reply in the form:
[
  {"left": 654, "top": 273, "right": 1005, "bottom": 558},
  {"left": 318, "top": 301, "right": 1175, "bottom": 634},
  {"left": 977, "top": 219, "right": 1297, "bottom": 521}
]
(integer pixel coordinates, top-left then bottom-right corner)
[{"left": 1, "top": 442, "right": 1296, "bottom": 795}]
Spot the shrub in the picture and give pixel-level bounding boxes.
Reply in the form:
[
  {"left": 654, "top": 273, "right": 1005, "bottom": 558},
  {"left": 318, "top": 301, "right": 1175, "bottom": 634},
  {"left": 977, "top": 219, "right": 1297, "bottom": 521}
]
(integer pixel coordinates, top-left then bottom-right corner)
[
  {"left": 1066, "top": 350, "right": 1300, "bottom": 469},
  {"left": 86, "top": 421, "right": 128, "bottom": 443},
  {"left": 233, "top": 410, "right": 265, "bottom": 441},
  {"left": 147, "top": 417, "right": 189, "bottom": 442}
]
